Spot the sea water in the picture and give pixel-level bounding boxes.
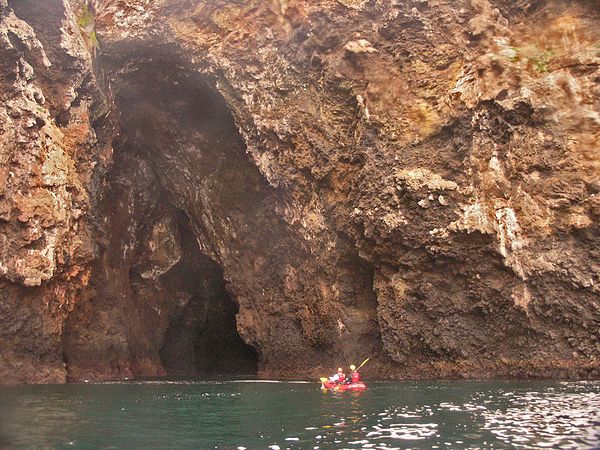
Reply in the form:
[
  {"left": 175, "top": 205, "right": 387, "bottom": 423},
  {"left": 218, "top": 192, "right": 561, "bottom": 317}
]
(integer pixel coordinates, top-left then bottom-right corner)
[{"left": 1, "top": 379, "right": 599, "bottom": 449}]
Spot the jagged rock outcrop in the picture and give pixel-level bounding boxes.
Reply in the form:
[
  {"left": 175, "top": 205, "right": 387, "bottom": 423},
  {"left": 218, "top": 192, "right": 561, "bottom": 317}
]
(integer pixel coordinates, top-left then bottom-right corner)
[
  {"left": 1, "top": 0, "right": 599, "bottom": 383},
  {"left": 0, "top": 0, "right": 114, "bottom": 383}
]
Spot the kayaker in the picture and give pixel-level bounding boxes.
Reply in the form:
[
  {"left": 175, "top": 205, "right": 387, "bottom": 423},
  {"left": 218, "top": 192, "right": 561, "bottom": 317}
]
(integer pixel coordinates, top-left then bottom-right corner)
[
  {"left": 346, "top": 364, "right": 361, "bottom": 383},
  {"left": 329, "top": 367, "right": 345, "bottom": 384}
]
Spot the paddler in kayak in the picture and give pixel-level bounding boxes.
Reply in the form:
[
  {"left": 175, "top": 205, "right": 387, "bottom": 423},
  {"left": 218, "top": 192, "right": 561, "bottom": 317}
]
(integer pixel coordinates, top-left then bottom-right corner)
[
  {"left": 329, "top": 367, "right": 346, "bottom": 384},
  {"left": 344, "top": 364, "right": 361, "bottom": 384},
  {"left": 320, "top": 358, "right": 369, "bottom": 390}
]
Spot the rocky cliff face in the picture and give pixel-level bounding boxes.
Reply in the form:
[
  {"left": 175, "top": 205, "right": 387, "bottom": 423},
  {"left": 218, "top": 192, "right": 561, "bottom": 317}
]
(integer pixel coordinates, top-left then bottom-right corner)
[
  {"left": 1, "top": 0, "right": 598, "bottom": 383},
  {"left": 0, "top": 0, "right": 115, "bottom": 383}
]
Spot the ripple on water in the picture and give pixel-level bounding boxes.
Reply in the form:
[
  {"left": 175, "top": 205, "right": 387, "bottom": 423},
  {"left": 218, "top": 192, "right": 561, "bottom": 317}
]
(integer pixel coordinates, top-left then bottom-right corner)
[
  {"left": 1, "top": 380, "right": 599, "bottom": 449},
  {"left": 371, "top": 422, "right": 438, "bottom": 440},
  {"left": 482, "top": 388, "right": 600, "bottom": 449}
]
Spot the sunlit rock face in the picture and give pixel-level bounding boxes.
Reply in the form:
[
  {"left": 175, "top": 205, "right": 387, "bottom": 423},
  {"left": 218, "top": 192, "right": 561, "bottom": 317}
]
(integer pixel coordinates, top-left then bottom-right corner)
[
  {"left": 0, "top": 0, "right": 114, "bottom": 383},
  {"left": 1, "top": 0, "right": 599, "bottom": 383}
]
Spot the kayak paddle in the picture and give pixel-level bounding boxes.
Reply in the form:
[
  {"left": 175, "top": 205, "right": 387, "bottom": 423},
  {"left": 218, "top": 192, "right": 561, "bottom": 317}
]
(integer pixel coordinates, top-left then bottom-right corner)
[{"left": 356, "top": 357, "right": 370, "bottom": 371}]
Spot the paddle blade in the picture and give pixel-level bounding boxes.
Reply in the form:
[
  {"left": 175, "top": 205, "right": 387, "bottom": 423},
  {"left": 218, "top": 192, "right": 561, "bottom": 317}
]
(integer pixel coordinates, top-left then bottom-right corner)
[
  {"left": 357, "top": 358, "right": 370, "bottom": 370},
  {"left": 320, "top": 377, "right": 328, "bottom": 383}
]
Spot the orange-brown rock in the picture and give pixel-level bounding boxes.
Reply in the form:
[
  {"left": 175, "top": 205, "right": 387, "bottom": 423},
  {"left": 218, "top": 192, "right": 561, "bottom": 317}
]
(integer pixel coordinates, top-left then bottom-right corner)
[
  {"left": 1, "top": 0, "right": 599, "bottom": 383},
  {"left": 0, "top": 0, "right": 114, "bottom": 383}
]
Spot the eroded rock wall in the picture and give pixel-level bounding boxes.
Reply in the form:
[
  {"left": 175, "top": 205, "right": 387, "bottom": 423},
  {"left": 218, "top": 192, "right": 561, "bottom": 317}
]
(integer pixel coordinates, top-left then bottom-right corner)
[
  {"left": 92, "top": 0, "right": 600, "bottom": 379},
  {"left": 0, "top": 0, "right": 114, "bottom": 383},
  {"left": 1, "top": 0, "right": 599, "bottom": 383},
  {"left": 69, "top": 42, "right": 381, "bottom": 379}
]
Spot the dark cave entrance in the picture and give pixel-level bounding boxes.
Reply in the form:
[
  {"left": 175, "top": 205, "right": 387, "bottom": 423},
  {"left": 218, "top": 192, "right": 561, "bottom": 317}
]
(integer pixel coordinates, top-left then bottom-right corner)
[
  {"left": 101, "top": 43, "right": 262, "bottom": 377},
  {"left": 153, "top": 212, "right": 258, "bottom": 376}
]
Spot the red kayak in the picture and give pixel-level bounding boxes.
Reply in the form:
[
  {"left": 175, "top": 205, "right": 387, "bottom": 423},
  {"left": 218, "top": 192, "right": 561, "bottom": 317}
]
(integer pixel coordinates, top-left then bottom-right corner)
[{"left": 321, "top": 381, "right": 367, "bottom": 391}]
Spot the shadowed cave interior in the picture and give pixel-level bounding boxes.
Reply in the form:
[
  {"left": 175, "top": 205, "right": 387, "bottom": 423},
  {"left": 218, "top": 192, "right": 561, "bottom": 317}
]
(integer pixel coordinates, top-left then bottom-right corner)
[
  {"left": 152, "top": 212, "right": 259, "bottom": 376},
  {"left": 84, "top": 43, "right": 261, "bottom": 377}
]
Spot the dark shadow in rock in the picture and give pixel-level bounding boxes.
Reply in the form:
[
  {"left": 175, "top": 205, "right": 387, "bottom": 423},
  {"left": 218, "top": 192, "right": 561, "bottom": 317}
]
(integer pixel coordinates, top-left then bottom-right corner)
[{"left": 158, "top": 212, "right": 258, "bottom": 376}]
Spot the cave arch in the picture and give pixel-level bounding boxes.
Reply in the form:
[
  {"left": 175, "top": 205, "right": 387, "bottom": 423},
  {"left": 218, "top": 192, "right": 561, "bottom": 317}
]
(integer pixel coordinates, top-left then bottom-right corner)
[
  {"left": 63, "top": 42, "right": 265, "bottom": 380},
  {"left": 110, "top": 44, "right": 263, "bottom": 377}
]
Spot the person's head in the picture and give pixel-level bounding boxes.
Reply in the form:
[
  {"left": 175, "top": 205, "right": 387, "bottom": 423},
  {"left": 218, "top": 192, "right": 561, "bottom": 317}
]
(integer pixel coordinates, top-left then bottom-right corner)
[
  {"left": 350, "top": 364, "right": 356, "bottom": 371},
  {"left": 337, "top": 367, "right": 343, "bottom": 374}
]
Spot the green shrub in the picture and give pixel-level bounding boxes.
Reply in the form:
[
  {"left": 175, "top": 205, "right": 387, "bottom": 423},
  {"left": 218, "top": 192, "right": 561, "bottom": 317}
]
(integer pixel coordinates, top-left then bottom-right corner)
[
  {"left": 529, "top": 49, "right": 555, "bottom": 73},
  {"left": 77, "top": 4, "right": 94, "bottom": 29},
  {"left": 77, "top": 4, "right": 99, "bottom": 50},
  {"left": 89, "top": 31, "right": 99, "bottom": 49}
]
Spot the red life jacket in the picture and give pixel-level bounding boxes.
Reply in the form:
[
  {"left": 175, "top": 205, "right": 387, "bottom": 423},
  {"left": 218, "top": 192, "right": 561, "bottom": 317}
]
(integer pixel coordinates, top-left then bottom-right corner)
[{"left": 351, "top": 371, "right": 360, "bottom": 383}]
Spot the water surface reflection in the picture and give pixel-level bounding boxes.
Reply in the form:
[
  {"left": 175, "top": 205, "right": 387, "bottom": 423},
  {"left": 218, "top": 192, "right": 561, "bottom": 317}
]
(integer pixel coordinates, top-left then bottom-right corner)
[{"left": 0, "top": 380, "right": 598, "bottom": 449}]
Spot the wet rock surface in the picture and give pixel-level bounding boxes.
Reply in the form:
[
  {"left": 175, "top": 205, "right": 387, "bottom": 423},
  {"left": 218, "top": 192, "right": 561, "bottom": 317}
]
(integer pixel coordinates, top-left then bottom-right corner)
[{"left": 0, "top": 0, "right": 599, "bottom": 383}]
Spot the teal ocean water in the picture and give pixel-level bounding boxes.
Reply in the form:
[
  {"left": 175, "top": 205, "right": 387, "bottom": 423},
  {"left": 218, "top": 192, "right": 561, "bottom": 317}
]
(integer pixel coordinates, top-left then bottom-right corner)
[{"left": 1, "top": 379, "right": 599, "bottom": 449}]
